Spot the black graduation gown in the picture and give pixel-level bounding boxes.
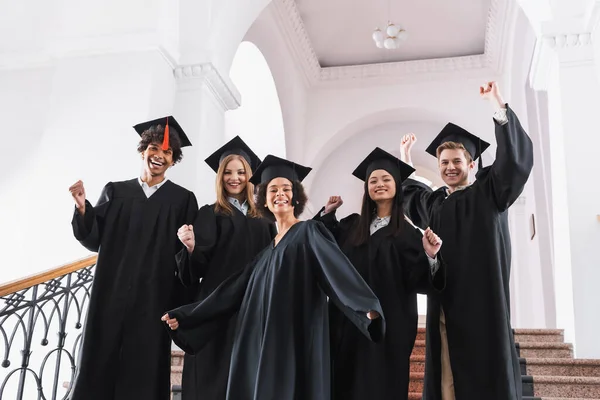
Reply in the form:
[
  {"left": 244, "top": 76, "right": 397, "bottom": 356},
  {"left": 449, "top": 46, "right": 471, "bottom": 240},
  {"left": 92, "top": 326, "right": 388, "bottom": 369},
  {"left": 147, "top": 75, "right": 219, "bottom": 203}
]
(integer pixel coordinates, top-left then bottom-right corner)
[
  {"left": 314, "top": 211, "right": 444, "bottom": 400},
  {"left": 175, "top": 204, "right": 276, "bottom": 400},
  {"left": 166, "top": 220, "right": 385, "bottom": 400},
  {"left": 402, "top": 106, "right": 534, "bottom": 400},
  {"left": 70, "top": 178, "right": 198, "bottom": 400}
]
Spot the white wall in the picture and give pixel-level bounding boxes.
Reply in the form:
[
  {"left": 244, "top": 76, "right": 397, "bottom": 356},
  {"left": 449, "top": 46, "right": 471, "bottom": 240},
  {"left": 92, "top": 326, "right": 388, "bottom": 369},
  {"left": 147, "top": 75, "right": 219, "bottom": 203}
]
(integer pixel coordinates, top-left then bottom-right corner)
[
  {"left": 225, "top": 41, "right": 286, "bottom": 160},
  {"left": 0, "top": 50, "right": 180, "bottom": 283},
  {"left": 243, "top": 3, "right": 309, "bottom": 161}
]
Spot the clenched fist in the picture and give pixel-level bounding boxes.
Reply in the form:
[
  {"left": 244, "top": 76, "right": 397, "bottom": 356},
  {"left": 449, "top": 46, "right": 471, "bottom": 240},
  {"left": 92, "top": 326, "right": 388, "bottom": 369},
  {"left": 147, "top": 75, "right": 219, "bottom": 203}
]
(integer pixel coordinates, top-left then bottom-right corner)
[
  {"left": 479, "top": 81, "right": 505, "bottom": 110},
  {"left": 69, "top": 180, "right": 87, "bottom": 215},
  {"left": 324, "top": 196, "right": 343, "bottom": 214},
  {"left": 422, "top": 227, "right": 442, "bottom": 259},
  {"left": 161, "top": 314, "right": 179, "bottom": 330},
  {"left": 178, "top": 224, "right": 195, "bottom": 253},
  {"left": 400, "top": 133, "right": 417, "bottom": 164}
]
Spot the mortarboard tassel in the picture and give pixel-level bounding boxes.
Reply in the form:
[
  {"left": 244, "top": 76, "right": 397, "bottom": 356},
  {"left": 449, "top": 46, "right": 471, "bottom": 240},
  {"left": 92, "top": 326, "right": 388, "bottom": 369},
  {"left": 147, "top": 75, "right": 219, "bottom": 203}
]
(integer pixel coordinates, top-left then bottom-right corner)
[
  {"left": 478, "top": 139, "right": 483, "bottom": 170},
  {"left": 162, "top": 117, "right": 170, "bottom": 151}
]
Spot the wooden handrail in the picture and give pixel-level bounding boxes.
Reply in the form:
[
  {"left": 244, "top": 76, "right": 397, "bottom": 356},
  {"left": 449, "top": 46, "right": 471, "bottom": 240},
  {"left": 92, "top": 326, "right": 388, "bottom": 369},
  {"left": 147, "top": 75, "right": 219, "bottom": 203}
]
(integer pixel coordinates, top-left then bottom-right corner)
[{"left": 0, "top": 255, "right": 97, "bottom": 297}]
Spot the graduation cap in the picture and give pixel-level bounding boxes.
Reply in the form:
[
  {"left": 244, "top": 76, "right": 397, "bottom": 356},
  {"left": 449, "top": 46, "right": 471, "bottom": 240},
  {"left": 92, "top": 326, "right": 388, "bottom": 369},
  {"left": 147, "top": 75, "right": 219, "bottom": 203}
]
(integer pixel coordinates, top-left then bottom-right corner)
[
  {"left": 133, "top": 116, "right": 192, "bottom": 149},
  {"left": 249, "top": 155, "right": 312, "bottom": 186},
  {"left": 204, "top": 136, "right": 261, "bottom": 173},
  {"left": 425, "top": 123, "right": 490, "bottom": 168},
  {"left": 352, "top": 147, "right": 415, "bottom": 184}
]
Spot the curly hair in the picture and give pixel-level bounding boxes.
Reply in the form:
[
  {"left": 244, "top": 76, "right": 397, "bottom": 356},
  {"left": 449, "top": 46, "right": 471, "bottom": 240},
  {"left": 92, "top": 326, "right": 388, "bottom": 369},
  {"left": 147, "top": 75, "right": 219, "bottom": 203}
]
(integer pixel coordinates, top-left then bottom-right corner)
[
  {"left": 256, "top": 180, "right": 308, "bottom": 220},
  {"left": 137, "top": 125, "right": 183, "bottom": 164}
]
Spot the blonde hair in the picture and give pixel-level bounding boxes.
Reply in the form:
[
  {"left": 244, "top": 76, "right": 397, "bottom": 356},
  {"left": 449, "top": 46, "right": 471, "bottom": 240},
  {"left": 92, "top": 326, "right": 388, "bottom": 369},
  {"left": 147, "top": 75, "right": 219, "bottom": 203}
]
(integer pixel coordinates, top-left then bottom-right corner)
[
  {"left": 214, "top": 154, "right": 260, "bottom": 218},
  {"left": 436, "top": 141, "right": 473, "bottom": 164}
]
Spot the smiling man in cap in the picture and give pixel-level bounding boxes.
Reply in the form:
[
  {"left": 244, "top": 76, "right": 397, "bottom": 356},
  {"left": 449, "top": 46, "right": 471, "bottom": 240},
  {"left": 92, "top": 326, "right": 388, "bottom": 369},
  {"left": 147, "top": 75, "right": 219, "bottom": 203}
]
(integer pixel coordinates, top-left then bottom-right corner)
[
  {"left": 399, "top": 82, "right": 534, "bottom": 400},
  {"left": 68, "top": 116, "right": 198, "bottom": 400}
]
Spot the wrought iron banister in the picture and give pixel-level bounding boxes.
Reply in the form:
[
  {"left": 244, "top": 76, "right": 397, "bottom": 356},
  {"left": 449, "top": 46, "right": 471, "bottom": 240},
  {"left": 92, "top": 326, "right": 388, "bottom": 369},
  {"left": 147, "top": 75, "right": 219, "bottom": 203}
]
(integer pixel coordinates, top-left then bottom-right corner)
[{"left": 0, "top": 255, "right": 97, "bottom": 400}]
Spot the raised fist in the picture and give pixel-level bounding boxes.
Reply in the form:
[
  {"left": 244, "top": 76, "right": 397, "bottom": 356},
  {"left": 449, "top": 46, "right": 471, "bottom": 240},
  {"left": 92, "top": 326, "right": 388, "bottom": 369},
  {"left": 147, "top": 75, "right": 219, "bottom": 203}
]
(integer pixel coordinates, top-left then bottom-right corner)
[
  {"left": 177, "top": 224, "right": 195, "bottom": 253},
  {"left": 400, "top": 133, "right": 417, "bottom": 154},
  {"left": 69, "top": 180, "right": 86, "bottom": 214},
  {"left": 324, "top": 196, "right": 343, "bottom": 214},
  {"left": 422, "top": 227, "right": 442, "bottom": 259}
]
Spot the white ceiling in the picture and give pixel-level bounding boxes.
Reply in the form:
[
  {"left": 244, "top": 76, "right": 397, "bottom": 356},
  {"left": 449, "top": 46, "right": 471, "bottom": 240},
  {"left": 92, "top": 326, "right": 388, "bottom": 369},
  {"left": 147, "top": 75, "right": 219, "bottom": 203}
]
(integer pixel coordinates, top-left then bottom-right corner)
[{"left": 295, "top": 0, "right": 490, "bottom": 67}]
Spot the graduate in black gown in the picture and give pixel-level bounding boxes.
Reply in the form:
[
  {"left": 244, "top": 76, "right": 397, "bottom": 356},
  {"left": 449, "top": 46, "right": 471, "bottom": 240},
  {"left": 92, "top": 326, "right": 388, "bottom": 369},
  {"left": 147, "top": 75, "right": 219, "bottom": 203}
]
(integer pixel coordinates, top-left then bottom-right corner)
[
  {"left": 162, "top": 155, "right": 385, "bottom": 400},
  {"left": 399, "top": 82, "right": 534, "bottom": 400},
  {"left": 314, "top": 148, "right": 444, "bottom": 400},
  {"left": 68, "top": 117, "right": 198, "bottom": 400},
  {"left": 174, "top": 136, "right": 276, "bottom": 400}
]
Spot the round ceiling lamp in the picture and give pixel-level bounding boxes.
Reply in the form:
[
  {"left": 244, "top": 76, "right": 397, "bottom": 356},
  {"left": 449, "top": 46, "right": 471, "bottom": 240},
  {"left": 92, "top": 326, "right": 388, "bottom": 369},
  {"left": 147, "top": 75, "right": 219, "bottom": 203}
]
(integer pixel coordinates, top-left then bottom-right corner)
[{"left": 373, "top": 22, "right": 408, "bottom": 49}]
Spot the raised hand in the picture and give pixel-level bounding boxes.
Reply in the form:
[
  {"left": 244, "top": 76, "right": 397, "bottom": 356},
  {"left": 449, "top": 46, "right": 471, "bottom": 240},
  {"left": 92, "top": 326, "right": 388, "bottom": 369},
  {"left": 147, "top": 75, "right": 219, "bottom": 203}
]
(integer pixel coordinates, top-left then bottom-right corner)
[
  {"left": 422, "top": 227, "right": 442, "bottom": 259},
  {"left": 69, "top": 180, "right": 87, "bottom": 215},
  {"left": 161, "top": 314, "right": 179, "bottom": 330},
  {"left": 400, "top": 133, "right": 417, "bottom": 163},
  {"left": 479, "top": 81, "right": 505, "bottom": 109},
  {"left": 324, "top": 196, "right": 343, "bottom": 214},
  {"left": 177, "top": 224, "right": 195, "bottom": 253}
]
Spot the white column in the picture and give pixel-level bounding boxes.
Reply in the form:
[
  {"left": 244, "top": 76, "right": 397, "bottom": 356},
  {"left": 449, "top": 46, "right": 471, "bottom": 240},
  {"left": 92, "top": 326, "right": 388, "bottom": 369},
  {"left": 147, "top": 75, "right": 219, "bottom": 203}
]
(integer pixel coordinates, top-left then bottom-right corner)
[
  {"left": 530, "top": 19, "right": 600, "bottom": 356},
  {"left": 169, "top": 63, "right": 241, "bottom": 206}
]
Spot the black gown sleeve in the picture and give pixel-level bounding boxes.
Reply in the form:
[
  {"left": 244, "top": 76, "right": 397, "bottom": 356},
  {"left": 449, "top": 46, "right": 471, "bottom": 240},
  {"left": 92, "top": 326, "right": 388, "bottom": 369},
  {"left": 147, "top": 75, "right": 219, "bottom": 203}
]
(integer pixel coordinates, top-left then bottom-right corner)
[
  {"left": 312, "top": 206, "right": 342, "bottom": 239},
  {"left": 309, "top": 221, "right": 385, "bottom": 342},
  {"left": 165, "top": 257, "right": 256, "bottom": 354},
  {"left": 175, "top": 205, "right": 218, "bottom": 286},
  {"left": 401, "top": 179, "right": 443, "bottom": 229},
  {"left": 479, "top": 105, "right": 534, "bottom": 211},
  {"left": 71, "top": 182, "right": 113, "bottom": 252}
]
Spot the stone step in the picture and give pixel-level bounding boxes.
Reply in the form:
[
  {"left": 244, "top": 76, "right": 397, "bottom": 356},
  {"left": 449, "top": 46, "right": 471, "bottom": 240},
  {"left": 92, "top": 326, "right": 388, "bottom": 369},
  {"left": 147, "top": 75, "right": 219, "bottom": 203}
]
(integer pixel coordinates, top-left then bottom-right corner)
[
  {"left": 524, "top": 358, "right": 600, "bottom": 377},
  {"left": 532, "top": 376, "right": 600, "bottom": 398},
  {"left": 415, "top": 328, "right": 565, "bottom": 343},
  {"left": 408, "top": 374, "right": 600, "bottom": 398},
  {"left": 409, "top": 396, "right": 600, "bottom": 400},
  {"left": 409, "top": 340, "right": 574, "bottom": 359},
  {"left": 518, "top": 343, "right": 574, "bottom": 359}
]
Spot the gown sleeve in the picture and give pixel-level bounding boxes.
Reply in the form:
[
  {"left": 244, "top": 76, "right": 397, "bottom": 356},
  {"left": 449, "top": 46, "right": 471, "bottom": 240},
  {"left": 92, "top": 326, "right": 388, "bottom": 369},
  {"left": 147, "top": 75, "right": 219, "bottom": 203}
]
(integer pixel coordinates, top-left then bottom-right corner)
[
  {"left": 71, "top": 182, "right": 113, "bottom": 252},
  {"left": 165, "top": 255, "right": 257, "bottom": 354},
  {"left": 175, "top": 205, "right": 218, "bottom": 286},
  {"left": 308, "top": 221, "right": 385, "bottom": 342},
  {"left": 479, "top": 105, "right": 534, "bottom": 211},
  {"left": 401, "top": 179, "right": 442, "bottom": 229}
]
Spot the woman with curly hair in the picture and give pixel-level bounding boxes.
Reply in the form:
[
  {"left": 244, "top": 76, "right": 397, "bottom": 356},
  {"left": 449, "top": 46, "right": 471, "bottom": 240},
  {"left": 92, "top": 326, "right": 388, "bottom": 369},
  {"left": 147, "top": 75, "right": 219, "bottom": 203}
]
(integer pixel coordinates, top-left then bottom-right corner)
[
  {"left": 174, "top": 136, "right": 276, "bottom": 400},
  {"left": 163, "top": 154, "right": 384, "bottom": 400}
]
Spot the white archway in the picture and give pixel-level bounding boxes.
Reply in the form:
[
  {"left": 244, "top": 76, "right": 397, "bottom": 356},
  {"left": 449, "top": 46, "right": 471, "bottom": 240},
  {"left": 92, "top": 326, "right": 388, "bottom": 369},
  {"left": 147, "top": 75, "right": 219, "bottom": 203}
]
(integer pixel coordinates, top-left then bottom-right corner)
[{"left": 225, "top": 41, "right": 286, "bottom": 160}]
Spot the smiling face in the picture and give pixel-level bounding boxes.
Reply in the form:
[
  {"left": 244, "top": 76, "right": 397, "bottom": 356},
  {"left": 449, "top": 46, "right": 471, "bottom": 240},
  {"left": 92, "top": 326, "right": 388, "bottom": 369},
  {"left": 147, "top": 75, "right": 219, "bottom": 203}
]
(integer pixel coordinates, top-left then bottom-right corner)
[
  {"left": 141, "top": 142, "right": 174, "bottom": 178},
  {"left": 438, "top": 148, "right": 474, "bottom": 189},
  {"left": 265, "top": 177, "right": 296, "bottom": 219},
  {"left": 222, "top": 158, "right": 247, "bottom": 198},
  {"left": 367, "top": 169, "right": 396, "bottom": 202}
]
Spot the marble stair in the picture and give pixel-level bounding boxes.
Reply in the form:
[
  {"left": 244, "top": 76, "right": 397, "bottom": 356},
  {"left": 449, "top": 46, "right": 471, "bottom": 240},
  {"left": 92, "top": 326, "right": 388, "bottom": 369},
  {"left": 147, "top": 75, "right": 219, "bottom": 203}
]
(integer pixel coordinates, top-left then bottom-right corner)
[{"left": 170, "top": 328, "right": 600, "bottom": 399}]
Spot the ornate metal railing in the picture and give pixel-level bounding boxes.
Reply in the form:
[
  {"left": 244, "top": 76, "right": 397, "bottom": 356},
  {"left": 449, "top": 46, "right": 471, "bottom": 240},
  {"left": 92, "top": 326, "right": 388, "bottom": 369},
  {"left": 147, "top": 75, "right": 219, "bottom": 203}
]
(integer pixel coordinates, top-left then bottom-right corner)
[{"left": 0, "top": 255, "right": 97, "bottom": 400}]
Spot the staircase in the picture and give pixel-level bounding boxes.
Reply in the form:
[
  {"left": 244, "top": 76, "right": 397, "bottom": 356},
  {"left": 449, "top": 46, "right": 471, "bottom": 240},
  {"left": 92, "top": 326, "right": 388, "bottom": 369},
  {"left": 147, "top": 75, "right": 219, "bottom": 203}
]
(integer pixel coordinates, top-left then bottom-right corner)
[{"left": 171, "top": 328, "right": 600, "bottom": 399}]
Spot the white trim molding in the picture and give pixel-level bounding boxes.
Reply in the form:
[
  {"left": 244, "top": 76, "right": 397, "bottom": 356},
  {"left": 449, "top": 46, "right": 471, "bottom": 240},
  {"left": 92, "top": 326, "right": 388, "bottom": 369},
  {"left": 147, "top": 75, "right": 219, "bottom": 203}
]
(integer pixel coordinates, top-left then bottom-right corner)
[{"left": 173, "top": 62, "right": 242, "bottom": 111}]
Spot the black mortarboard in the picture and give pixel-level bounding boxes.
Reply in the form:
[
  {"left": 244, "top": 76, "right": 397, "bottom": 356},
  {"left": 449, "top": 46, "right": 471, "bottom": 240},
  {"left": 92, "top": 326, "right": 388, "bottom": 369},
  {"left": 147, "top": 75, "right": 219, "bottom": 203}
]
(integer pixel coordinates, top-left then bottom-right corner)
[
  {"left": 133, "top": 116, "right": 192, "bottom": 149},
  {"left": 352, "top": 147, "right": 415, "bottom": 184},
  {"left": 425, "top": 123, "right": 490, "bottom": 167},
  {"left": 204, "top": 136, "right": 261, "bottom": 173},
  {"left": 249, "top": 155, "right": 312, "bottom": 186}
]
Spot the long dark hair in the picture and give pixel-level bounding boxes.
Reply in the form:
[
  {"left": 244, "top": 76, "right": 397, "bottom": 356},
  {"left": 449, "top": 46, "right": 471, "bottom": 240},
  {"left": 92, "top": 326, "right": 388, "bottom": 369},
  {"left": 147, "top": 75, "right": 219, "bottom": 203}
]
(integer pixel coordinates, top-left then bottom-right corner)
[{"left": 351, "top": 177, "right": 405, "bottom": 246}]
